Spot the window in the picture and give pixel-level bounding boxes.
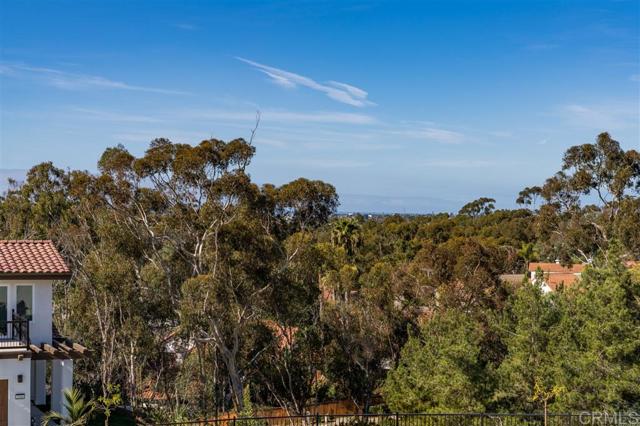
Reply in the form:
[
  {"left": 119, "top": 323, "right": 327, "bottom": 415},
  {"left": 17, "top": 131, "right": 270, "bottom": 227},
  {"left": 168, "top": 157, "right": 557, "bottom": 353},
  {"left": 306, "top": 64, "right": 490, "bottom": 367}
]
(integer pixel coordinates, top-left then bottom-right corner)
[
  {"left": 16, "top": 286, "right": 33, "bottom": 321},
  {"left": 0, "top": 287, "right": 6, "bottom": 334}
]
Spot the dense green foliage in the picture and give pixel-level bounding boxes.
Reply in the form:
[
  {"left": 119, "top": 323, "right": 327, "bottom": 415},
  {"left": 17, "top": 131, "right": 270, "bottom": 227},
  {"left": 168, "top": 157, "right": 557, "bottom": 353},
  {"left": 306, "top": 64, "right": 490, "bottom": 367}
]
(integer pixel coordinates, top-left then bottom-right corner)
[
  {"left": 41, "top": 388, "right": 96, "bottom": 426},
  {"left": 0, "top": 132, "right": 638, "bottom": 420},
  {"left": 383, "top": 309, "right": 487, "bottom": 412}
]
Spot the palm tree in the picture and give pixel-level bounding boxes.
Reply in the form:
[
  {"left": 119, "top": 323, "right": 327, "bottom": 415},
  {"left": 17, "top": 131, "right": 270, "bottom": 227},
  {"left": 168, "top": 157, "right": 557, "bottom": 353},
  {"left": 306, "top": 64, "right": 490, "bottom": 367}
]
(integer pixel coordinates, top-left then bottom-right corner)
[
  {"left": 518, "top": 242, "right": 539, "bottom": 271},
  {"left": 331, "top": 218, "right": 361, "bottom": 257},
  {"left": 41, "top": 388, "right": 95, "bottom": 426}
]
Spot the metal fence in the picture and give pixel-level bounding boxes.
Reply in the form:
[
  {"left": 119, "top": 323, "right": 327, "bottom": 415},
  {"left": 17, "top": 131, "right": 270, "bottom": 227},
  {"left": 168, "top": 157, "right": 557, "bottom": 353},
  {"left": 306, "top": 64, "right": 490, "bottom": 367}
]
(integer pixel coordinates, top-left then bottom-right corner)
[
  {"left": 0, "top": 317, "right": 30, "bottom": 349},
  {"left": 154, "top": 413, "right": 640, "bottom": 426}
]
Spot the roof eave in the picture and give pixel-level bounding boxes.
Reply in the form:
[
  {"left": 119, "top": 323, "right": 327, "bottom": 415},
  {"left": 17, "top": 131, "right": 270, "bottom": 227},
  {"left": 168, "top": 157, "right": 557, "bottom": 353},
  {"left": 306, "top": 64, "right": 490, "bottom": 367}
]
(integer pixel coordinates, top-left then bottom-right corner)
[{"left": 0, "top": 272, "right": 72, "bottom": 281}]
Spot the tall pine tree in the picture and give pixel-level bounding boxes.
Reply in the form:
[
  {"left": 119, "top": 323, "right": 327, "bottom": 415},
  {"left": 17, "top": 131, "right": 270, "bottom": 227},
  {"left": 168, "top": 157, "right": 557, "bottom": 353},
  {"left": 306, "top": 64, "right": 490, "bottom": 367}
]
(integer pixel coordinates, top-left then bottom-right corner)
[{"left": 554, "top": 246, "right": 640, "bottom": 410}]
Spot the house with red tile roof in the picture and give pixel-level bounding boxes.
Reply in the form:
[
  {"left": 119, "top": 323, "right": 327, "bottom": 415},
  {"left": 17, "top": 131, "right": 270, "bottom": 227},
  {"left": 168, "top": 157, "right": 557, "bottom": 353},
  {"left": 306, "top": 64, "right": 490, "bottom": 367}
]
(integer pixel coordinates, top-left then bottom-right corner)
[
  {"left": 0, "top": 240, "right": 87, "bottom": 425},
  {"left": 528, "top": 260, "right": 638, "bottom": 292},
  {"left": 528, "top": 262, "right": 584, "bottom": 293}
]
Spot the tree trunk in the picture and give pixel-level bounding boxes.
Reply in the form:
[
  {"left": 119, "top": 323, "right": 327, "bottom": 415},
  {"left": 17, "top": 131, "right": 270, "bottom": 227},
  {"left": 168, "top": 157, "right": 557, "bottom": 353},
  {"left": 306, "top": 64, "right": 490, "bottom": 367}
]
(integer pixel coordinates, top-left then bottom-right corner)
[{"left": 224, "top": 355, "right": 244, "bottom": 412}]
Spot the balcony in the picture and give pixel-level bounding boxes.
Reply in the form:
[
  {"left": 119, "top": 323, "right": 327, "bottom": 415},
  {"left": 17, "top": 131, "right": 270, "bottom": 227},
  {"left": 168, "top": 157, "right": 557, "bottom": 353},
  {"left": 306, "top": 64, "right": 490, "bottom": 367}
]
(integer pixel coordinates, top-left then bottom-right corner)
[{"left": 0, "top": 313, "right": 30, "bottom": 349}]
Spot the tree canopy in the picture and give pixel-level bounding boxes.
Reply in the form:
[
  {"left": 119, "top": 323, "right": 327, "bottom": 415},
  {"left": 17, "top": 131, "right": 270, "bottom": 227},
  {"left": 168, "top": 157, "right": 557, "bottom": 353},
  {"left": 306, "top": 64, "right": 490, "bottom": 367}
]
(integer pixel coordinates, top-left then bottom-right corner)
[{"left": 1, "top": 132, "right": 638, "bottom": 421}]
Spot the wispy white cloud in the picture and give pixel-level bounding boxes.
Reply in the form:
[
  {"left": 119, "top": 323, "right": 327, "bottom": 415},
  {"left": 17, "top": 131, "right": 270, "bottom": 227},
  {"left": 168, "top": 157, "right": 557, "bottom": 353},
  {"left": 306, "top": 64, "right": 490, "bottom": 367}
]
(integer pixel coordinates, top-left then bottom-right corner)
[
  {"left": 192, "top": 109, "right": 376, "bottom": 125},
  {"left": 327, "top": 81, "right": 368, "bottom": 99},
  {"left": 71, "top": 107, "right": 162, "bottom": 123},
  {"left": 1, "top": 63, "right": 189, "bottom": 95},
  {"left": 557, "top": 103, "right": 639, "bottom": 130},
  {"left": 236, "top": 57, "right": 374, "bottom": 107},
  {"left": 391, "top": 127, "right": 465, "bottom": 144}
]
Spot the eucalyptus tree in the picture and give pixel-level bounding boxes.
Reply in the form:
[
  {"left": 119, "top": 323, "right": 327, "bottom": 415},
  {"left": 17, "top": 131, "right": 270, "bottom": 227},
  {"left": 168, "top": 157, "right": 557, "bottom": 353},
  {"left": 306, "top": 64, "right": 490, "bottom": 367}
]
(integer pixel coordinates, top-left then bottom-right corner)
[
  {"left": 254, "top": 231, "right": 327, "bottom": 415},
  {"left": 532, "top": 133, "right": 640, "bottom": 261},
  {"left": 0, "top": 162, "right": 71, "bottom": 239},
  {"left": 458, "top": 197, "right": 496, "bottom": 218}
]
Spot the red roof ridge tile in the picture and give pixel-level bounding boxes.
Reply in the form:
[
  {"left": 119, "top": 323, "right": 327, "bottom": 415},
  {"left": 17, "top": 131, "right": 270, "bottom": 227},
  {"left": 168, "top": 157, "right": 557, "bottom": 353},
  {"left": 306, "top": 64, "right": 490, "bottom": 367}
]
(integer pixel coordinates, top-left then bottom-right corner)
[{"left": 1, "top": 240, "right": 54, "bottom": 243}]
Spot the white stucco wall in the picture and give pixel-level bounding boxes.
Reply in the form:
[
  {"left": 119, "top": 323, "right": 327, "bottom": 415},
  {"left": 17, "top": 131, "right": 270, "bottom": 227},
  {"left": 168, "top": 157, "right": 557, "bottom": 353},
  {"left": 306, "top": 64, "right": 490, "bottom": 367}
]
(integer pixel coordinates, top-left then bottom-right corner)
[
  {"left": 0, "top": 280, "right": 53, "bottom": 346},
  {"left": 0, "top": 353, "right": 31, "bottom": 426},
  {"left": 51, "top": 359, "right": 74, "bottom": 417},
  {"left": 31, "top": 281, "right": 53, "bottom": 345}
]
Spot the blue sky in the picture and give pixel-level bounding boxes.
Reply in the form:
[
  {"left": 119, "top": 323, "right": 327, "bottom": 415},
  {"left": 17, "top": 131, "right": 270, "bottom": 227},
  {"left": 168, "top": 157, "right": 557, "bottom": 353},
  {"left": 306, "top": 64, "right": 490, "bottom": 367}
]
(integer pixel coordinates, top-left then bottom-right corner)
[{"left": 1, "top": 0, "right": 639, "bottom": 213}]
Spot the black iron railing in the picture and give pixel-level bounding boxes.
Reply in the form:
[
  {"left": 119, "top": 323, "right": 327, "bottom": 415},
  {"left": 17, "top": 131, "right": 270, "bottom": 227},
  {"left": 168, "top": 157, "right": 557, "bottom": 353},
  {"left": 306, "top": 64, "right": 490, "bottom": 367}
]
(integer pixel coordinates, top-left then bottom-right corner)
[
  {"left": 0, "top": 312, "right": 30, "bottom": 349},
  {"left": 153, "top": 413, "right": 640, "bottom": 426}
]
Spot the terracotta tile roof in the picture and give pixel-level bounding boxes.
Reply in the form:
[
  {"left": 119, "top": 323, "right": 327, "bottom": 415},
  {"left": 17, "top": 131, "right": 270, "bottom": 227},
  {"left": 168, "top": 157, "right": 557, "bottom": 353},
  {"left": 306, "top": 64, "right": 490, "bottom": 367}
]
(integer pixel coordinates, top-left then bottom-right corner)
[
  {"left": 545, "top": 273, "right": 579, "bottom": 290},
  {"left": 528, "top": 262, "right": 586, "bottom": 274},
  {"left": 0, "top": 240, "right": 70, "bottom": 278}
]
